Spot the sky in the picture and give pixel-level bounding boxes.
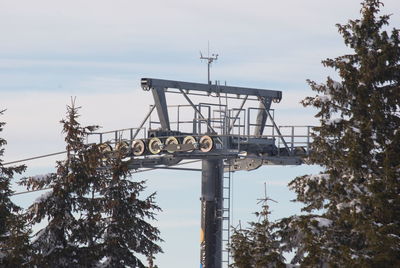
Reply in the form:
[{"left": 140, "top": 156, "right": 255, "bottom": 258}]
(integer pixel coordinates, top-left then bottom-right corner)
[{"left": 1, "top": 0, "right": 400, "bottom": 267}]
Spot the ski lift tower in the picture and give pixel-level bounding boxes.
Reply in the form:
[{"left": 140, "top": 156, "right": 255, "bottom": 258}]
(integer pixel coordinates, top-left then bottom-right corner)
[{"left": 90, "top": 77, "right": 312, "bottom": 268}]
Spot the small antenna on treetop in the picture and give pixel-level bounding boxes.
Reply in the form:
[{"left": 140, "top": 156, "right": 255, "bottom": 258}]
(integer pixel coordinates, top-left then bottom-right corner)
[
  {"left": 257, "top": 182, "right": 278, "bottom": 204},
  {"left": 200, "top": 42, "right": 218, "bottom": 84}
]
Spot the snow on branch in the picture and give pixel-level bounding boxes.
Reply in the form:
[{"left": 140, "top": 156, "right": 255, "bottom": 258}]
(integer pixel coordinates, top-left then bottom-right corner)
[
  {"left": 313, "top": 217, "right": 333, "bottom": 228},
  {"left": 33, "top": 189, "right": 53, "bottom": 204}
]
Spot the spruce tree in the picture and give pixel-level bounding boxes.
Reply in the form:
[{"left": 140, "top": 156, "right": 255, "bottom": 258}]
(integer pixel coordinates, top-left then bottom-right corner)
[
  {"left": 96, "top": 146, "right": 163, "bottom": 268},
  {"left": 277, "top": 0, "right": 400, "bottom": 266},
  {"left": 20, "top": 102, "right": 100, "bottom": 267},
  {"left": 0, "top": 109, "right": 31, "bottom": 267},
  {"left": 230, "top": 197, "right": 285, "bottom": 268},
  {"left": 230, "top": 225, "right": 253, "bottom": 268},
  {"left": 21, "top": 102, "right": 163, "bottom": 267}
]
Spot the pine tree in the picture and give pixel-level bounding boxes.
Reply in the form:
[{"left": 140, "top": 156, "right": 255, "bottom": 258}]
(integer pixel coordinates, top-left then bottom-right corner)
[
  {"left": 230, "top": 196, "right": 285, "bottom": 268},
  {"left": 277, "top": 0, "right": 400, "bottom": 266},
  {"left": 96, "top": 146, "right": 163, "bottom": 268},
  {"left": 20, "top": 102, "right": 100, "bottom": 267},
  {"left": 21, "top": 101, "right": 163, "bottom": 267},
  {"left": 249, "top": 199, "right": 285, "bottom": 268},
  {"left": 230, "top": 225, "right": 253, "bottom": 268},
  {"left": 0, "top": 109, "right": 31, "bottom": 267}
]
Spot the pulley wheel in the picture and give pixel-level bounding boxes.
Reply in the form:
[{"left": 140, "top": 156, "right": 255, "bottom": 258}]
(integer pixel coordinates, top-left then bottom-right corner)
[
  {"left": 115, "top": 141, "right": 130, "bottom": 156},
  {"left": 182, "top": 136, "right": 197, "bottom": 152},
  {"left": 199, "top": 135, "right": 213, "bottom": 152},
  {"left": 98, "top": 143, "right": 113, "bottom": 161},
  {"left": 148, "top": 137, "right": 162, "bottom": 154},
  {"left": 98, "top": 143, "right": 113, "bottom": 154},
  {"left": 165, "top": 136, "right": 179, "bottom": 153},
  {"left": 131, "top": 139, "right": 146, "bottom": 156}
]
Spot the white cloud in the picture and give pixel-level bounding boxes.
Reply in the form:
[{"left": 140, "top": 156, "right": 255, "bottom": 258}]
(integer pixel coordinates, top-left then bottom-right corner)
[{"left": 1, "top": 0, "right": 398, "bottom": 57}]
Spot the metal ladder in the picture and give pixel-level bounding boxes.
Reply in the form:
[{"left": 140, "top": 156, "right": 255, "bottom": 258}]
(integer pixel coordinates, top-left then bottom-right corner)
[{"left": 221, "top": 165, "right": 232, "bottom": 267}]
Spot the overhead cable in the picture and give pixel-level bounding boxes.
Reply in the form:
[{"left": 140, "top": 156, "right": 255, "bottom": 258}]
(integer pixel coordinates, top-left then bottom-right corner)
[
  {"left": 10, "top": 159, "right": 201, "bottom": 197},
  {"left": 3, "top": 151, "right": 67, "bottom": 166}
]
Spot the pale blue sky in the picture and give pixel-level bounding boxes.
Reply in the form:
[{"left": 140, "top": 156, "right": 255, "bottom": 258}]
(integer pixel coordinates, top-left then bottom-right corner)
[{"left": 2, "top": 0, "right": 400, "bottom": 267}]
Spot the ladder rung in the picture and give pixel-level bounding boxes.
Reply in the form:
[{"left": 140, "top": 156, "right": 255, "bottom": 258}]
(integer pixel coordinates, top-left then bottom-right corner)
[{"left": 223, "top": 168, "right": 232, "bottom": 267}]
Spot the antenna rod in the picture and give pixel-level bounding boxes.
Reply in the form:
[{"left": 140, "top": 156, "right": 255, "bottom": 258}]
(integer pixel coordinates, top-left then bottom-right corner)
[{"left": 200, "top": 49, "right": 218, "bottom": 84}]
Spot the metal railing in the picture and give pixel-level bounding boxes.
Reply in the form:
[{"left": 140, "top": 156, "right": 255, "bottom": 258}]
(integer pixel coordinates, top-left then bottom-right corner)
[{"left": 87, "top": 102, "right": 314, "bottom": 159}]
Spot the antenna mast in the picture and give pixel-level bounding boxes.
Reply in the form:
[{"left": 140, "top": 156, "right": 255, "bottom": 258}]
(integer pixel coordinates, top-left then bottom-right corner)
[{"left": 200, "top": 43, "right": 218, "bottom": 84}]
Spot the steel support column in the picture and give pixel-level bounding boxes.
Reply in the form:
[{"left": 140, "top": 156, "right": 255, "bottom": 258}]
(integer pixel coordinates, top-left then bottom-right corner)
[
  {"left": 200, "top": 159, "right": 223, "bottom": 268},
  {"left": 151, "top": 87, "right": 170, "bottom": 130},
  {"left": 254, "top": 97, "right": 272, "bottom": 137}
]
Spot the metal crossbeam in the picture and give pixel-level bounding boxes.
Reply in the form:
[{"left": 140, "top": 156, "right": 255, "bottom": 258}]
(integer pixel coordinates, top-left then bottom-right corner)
[{"left": 141, "top": 78, "right": 282, "bottom": 101}]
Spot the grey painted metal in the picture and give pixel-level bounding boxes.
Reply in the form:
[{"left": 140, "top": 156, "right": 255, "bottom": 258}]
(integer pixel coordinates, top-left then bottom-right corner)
[
  {"left": 178, "top": 89, "right": 224, "bottom": 145},
  {"left": 264, "top": 108, "right": 292, "bottom": 155},
  {"left": 153, "top": 166, "right": 201, "bottom": 172},
  {"left": 164, "top": 89, "right": 260, "bottom": 101},
  {"left": 200, "top": 159, "right": 223, "bottom": 268},
  {"left": 200, "top": 52, "right": 218, "bottom": 84},
  {"left": 127, "top": 160, "right": 202, "bottom": 174},
  {"left": 151, "top": 87, "right": 170, "bottom": 130},
  {"left": 221, "top": 167, "right": 232, "bottom": 266},
  {"left": 254, "top": 97, "right": 272, "bottom": 137},
  {"left": 141, "top": 78, "right": 282, "bottom": 101},
  {"left": 227, "top": 95, "right": 248, "bottom": 134},
  {"left": 89, "top": 77, "right": 314, "bottom": 268},
  {"left": 174, "top": 150, "right": 239, "bottom": 160},
  {"left": 262, "top": 156, "right": 302, "bottom": 165},
  {"left": 132, "top": 105, "right": 156, "bottom": 140}
]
